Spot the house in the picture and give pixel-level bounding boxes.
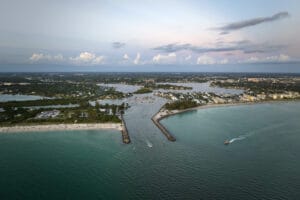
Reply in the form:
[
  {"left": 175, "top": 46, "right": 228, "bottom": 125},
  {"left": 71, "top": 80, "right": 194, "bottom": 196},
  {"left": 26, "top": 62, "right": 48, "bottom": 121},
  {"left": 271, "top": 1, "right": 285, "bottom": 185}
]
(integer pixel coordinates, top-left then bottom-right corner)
[
  {"left": 79, "top": 112, "right": 89, "bottom": 118},
  {"left": 99, "top": 108, "right": 106, "bottom": 112},
  {"left": 36, "top": 110, "right": 60, "bottom": 119}
]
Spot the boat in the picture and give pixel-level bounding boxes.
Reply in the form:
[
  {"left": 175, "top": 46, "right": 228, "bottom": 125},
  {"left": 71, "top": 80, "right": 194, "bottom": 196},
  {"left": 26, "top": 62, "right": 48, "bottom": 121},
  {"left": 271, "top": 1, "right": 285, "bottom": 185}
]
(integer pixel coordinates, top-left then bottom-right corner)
[{"left": 224, "top": 140, "right": 230, "bottom": 145}]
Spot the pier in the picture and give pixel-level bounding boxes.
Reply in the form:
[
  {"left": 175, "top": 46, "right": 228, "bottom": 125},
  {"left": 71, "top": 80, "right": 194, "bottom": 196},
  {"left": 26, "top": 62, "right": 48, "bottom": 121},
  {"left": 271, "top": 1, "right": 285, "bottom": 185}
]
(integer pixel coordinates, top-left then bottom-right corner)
[
  {"left": 151, "top": 112, "right": 176, "bottom": 142},
  {"left": 121, "top": 115, "right": 131, "bottom": 144}
]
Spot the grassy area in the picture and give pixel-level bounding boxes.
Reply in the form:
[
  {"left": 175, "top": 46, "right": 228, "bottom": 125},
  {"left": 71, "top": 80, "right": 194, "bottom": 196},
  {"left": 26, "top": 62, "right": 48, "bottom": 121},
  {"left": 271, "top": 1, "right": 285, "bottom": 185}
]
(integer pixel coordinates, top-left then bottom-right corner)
[
  {"left": 165, "top": 100, "right": 198, "bottom": 110},
  {"left": 134, "top": 87, "right": 153, "bottom": 94}
]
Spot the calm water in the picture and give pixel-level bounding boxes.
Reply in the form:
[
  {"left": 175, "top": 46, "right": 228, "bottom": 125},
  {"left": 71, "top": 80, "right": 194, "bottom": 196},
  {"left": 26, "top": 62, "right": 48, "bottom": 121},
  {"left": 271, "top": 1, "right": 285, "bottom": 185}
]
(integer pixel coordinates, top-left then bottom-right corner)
[
  {"left": 1, "top": 102, "right": 300, "bottom": 199},
  {"left": 0, "top": 94, "right": 46, "bottom": 102}
]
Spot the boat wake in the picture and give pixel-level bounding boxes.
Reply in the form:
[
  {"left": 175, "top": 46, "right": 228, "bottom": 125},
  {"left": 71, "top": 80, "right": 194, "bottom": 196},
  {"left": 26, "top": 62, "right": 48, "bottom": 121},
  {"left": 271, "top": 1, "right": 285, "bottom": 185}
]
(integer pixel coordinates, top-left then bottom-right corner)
[
  {"left": 227, "top": 122, "right": 287, "bottom": 144},
  {"left": 146, "top": 140, "right": 153, "bottom": 148},
  {"left": 229, "top": 136, "right": 246, "bottom": 143}
]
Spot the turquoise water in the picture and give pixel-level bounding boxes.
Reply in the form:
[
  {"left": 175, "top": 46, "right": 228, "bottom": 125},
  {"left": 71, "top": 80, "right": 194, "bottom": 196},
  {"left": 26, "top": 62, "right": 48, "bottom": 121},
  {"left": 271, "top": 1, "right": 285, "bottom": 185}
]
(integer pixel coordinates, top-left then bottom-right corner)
[{"left": 1, "top": 102, "right": 300, "bottom": 199}]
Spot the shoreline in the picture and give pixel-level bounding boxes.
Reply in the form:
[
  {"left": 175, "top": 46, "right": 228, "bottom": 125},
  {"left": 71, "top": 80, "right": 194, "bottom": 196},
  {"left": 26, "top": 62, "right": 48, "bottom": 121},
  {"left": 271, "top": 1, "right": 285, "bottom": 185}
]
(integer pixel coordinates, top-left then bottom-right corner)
[
  {"left": 0, "top": 123, "right": 122, "bottom": 133},
  {"left": 152, "top": 100, "right": 300, "bottom": 141}
]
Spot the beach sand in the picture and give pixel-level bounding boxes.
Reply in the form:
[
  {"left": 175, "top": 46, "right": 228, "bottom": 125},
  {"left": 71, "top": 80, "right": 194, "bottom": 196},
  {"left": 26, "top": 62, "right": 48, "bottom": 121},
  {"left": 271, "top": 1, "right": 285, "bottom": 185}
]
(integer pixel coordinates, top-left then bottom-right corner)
[
  {"left": 0, "top": 123, "right": 122, "bottom": 133},
  {"left": 152, "top": 100, "right": 298, "bottom": 122}
]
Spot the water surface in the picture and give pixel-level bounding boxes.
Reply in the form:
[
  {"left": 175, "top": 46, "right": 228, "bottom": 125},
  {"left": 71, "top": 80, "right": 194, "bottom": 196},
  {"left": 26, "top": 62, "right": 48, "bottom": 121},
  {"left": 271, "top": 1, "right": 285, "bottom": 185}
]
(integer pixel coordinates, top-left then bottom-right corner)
[
  {"left": 0, "top": 94, "right": 46, "bottom": 102},
  {"left": 1, "top": 102, "right": 300, "bottom": 199}
]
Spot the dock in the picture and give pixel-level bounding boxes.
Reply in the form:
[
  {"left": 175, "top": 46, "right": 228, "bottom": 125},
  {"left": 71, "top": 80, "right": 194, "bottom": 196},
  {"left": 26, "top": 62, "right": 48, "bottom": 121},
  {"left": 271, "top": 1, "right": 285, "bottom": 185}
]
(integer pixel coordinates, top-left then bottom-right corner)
[
  {"left": 121, "top": 115, "right": 131, "bottom": 144},
  {"left": 151, "top": 113, "right": 176, "bottom": 142}
]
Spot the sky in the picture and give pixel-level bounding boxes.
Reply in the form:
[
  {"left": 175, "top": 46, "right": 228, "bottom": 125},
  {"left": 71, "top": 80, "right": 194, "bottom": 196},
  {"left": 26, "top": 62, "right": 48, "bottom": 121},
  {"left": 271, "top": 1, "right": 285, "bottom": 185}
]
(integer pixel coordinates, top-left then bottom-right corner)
[{"left": 0, "top": 0, "right": 300, "bottom": 72}]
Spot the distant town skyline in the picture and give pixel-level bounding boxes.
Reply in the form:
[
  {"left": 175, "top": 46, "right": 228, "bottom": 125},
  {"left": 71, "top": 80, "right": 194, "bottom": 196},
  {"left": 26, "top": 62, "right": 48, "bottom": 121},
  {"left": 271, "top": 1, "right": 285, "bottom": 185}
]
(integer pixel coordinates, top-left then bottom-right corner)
[{"left": 1, "top": 0, "right": 300, "bottom": 71}]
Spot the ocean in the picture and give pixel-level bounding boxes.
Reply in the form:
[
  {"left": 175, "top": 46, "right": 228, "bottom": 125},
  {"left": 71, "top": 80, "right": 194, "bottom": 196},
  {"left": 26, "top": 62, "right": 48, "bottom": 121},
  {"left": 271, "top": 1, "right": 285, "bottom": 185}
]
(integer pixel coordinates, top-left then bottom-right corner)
[{"left": 0, "top": 102, "right": 300, "bottom": 199}]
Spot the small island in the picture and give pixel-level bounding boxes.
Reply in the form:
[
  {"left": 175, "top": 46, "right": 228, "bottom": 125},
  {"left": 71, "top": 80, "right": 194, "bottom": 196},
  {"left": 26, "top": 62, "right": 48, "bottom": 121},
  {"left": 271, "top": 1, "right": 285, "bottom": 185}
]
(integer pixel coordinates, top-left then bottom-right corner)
[{"left": 133, "top": 87, "right": 153, "bottom": 94}]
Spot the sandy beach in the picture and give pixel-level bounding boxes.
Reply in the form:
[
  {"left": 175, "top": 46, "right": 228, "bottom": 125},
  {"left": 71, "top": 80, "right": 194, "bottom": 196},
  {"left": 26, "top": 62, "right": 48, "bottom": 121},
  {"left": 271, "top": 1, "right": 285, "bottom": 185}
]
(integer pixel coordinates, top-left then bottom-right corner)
[
  {"left": 0, "top": 123, "right": 122, "bottom": 133},
  {"left": 152, "top": 103, "right": 232, "bottom": 122}
]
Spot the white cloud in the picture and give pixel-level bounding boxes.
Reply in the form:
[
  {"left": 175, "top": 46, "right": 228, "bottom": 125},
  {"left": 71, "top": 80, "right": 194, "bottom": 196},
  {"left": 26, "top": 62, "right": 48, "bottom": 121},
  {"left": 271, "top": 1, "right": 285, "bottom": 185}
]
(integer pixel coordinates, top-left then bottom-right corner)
[
  {"left": 70, "top": 52, "right": 104, "bottom": 65},
  {"left": 123, "top": 53, "right": 130, "bottom": 60},
  {"left": 93, "top": 56, "right": 105, "bottom": 64},
  {"left": 29, "top": 53, "right": 49, "bottom": 61},
  {"left": 53, "top": 54, "right": 64, "bottom": 61},
  {"left": 78, "top": 52, "right": 95, "bottom": 61},
  {"left": 133, "top": 53, "right": 140, "bottom": 64},
  {"left": 29, "top": 53, "right": 63, "bottom": 62},
  {"left": 245, "top": 56, "right": 260, "bottom": 63},
  {"left": 219, "top": 58, "right": 229, "bottom": 64},
  {"left": 243, "top": 54, "right": 290, "bottom": 63},
  {"left": 153, "top": 53, "right": 176, "bottom": 64},
  {"left": 266, "top": 54, "right": 290, "bottom": 62},
  {"left": 185, "top": 55, "right": 192, "bottom": 61},
  {"left": 196, "top": 55, "right": 216, "bottom": 65}
]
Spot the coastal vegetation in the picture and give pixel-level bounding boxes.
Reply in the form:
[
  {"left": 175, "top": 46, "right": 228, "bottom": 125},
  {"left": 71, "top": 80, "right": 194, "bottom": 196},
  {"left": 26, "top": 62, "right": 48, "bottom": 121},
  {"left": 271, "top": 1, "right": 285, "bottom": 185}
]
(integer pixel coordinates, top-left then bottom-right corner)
[
  {"left": 165, "top": 100, "right": 198, "bottom": 110},
  {"left": 134, "top": 87, "right": 153, "bottom": 94},
  {"left": 0, "top": 82, "right": 103, "bottom": 99},
  {"left": 211, "top": 78, "right": 300, "bottom": 93},
  {"left": 0, "top": 100, "right": 125, "bottom": 126},
  {"left": 145, "top": 83, "right": 192, "bottom": 90},
  {"left": 0, "top": 98, "right": 82, "bottom": 108}
]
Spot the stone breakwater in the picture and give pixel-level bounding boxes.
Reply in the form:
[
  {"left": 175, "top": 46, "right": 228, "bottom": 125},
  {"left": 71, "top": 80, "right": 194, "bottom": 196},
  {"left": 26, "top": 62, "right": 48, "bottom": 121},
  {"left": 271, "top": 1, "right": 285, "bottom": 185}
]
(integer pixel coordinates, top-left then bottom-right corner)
[
  {"left": 121, "top": 115, "right": 131, "bottom": 144},
  {"left": 151, "top": 110, "right": 176, "bottom": 142}
]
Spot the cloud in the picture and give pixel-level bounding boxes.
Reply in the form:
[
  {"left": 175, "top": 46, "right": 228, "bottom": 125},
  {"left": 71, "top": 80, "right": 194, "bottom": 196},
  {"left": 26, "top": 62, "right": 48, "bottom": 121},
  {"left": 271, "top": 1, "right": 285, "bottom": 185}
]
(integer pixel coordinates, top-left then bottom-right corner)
[
  {"left": 197, "top": 55, "right": 216, "bottom": 65},
  {"left": 185, "top": 55, "right": 192, "bottom": 61},
  {"left": 243, "top": 54, "right": 291, "bottom": 63},
  {"left": 29, "top": 53, "right": 63, "bottom": 62},
  {"left": 153, "top": 53, "right": 176, "bottom": 64},
  {"left": 154, "top": 43, "right": 242, "bottom": 54},
  {"left": 196, "top": 55, "right": 230, "bottom": 65},
  {"left": 112, "top": 42, "right": 126, "bottom": 49},
  {"left": 153, "top": 43, "right": 191, "bottom": 52},
  {"left": 30, "top": 53, "right": 49, "bottom": 61},
  {"left": 243, "top": 44, "right": 286, "bottom": 54},
  {"left": 215, "top": 40, "right": 251, "bottom": 47},
  {"left": 133, "top": 53, "right": 140, "bottom": 64},
  {"left": 219, "top": 58, "right": 229, "bottom": 64},
  {"left": 123, "top": 53, "right": 129, "bottom": 60},
  {"left": 219, "top": 31, "right": 229, "bottom": 35},
  {"left": 153, "top": 42, "right": 285, "bottom": 55},
  {"left": 53, "top": 54, "right": 64, "bottom": 61},
  {"left": 213, "top": 11, "right": 289, "bottom": 33},
  {"left": 267, "top": 54, "right": 290, "bottom": 62},
  {"left": 70, "top": 52, "right": 104, "bottom": 65}
]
